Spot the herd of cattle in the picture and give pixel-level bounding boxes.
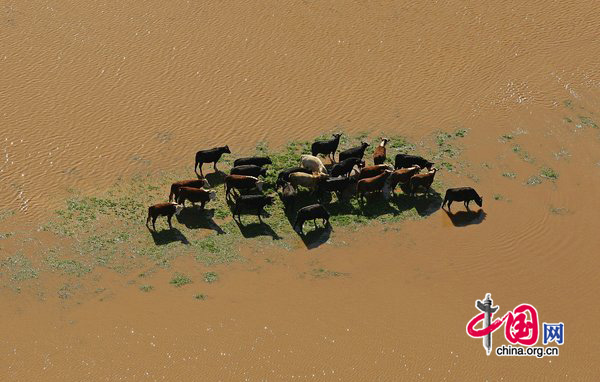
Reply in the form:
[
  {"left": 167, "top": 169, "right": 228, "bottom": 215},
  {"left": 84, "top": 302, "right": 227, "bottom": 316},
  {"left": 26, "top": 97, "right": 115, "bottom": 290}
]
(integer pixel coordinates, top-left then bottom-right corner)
[{"left": 146, "top": 134, "right": 483, "bottom": 234}]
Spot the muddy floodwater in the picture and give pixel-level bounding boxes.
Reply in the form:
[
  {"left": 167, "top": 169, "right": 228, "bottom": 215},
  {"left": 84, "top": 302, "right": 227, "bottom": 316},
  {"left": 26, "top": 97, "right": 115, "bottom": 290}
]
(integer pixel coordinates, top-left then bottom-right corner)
[{"left": 1, "top": 1, "right": 600, "bottom": 380}]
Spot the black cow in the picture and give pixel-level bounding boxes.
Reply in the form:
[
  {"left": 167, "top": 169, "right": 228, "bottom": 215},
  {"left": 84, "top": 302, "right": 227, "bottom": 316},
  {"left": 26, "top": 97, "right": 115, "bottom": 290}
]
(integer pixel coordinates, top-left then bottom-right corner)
[
  {"left": 194, "top": 146, "right": 231, "bottom": 176},
  {"left": 230, "top": 164, "right": 267, "bottom": 178},
  {"left": 311, "top": 133, "right": 342, "bottom": 163},
  {"left": 318, "top": 176, "right": 354, "bottom": 201},
  {"left": 442, "top": 187, "right": 483, "bottom": 210},
  {"left": 330, "top": 157, "right": 364, "bottom": 178},
  {"left": 224, "top": 175, "right": 263, "bottom": 199},
  {"left": 394, "top": 153, "right": 434, "bottom": 170},
  {"left": 339, "top": 142, "right": 370, "bottom": 162},
  {"left": 280, "top": 182, "right": 297, "bottom": 212},
  {"left": 176, "top": 187, "right": 217, "bottom": 209},
  {"left": 294, "top": 204, "right": 330, "bottom": 234},
  {"left": 233, "top": 156, "right": 272, "bottom": 167},
  {"left": 276, "top": 167, "right": 312, "bottom": 189},
  {"left": 233, "top": 195, "right": 274, "bottom": 222}
]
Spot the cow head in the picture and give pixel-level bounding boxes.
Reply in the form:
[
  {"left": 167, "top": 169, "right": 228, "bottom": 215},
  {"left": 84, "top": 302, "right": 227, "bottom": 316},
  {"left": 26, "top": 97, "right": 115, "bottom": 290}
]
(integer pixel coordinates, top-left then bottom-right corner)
[
  {"left": 333, "top": 133, "right": 342, "bottom": 140},
  {"left": 476, "top": 196, "right": 483, "bottom": 207},
  {"left": 202, "top": 178, "right": 211, "bottom": 188},
  {"left": 358, "top": 159, "right": 366, "bottom": 168},
  {"left": 209, "top": 190, "right": 217, "bottom": 201},
  {"left": 223, "top": 145, "right": 231, "bottom": 154},
  {"left": 263, "top": 157, "right": 273, "bottom": 165},
  {"left": 259, "top": 167, "right": 268, "bottom": 177},
  {"left": 361, "top": 142, "right": 370, "bottom": 149}
]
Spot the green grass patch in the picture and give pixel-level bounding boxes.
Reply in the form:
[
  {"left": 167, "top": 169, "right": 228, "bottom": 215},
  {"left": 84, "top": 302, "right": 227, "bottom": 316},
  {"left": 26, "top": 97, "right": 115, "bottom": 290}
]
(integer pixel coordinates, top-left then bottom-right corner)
[
  {"left": 45, "top": 256, "right": 91, "bottom": 277},
  {"left": 1, "top": 253, "right": 39, "bottom": 282},
  {"left": 540, "top": 167, "right": 559, "bottom": 180},
  {"left": 170, "top": 273, "right": 192, "bottom": 287},
  {"left": 139, "top": 284, "right": 154, "bottom": 292},
  {"left": 525, "top": 176, "right": 542, "bottom": 186},
  {"left": 578, "top": 116, "right": 598, "bottom": 129},
  {"left": 203, "top": 271, "right": 219, "bottom": 283},
  {"left": 493, "top": 194, "right": 504, "bottom": 201},
  {"left": 502, "top": 172, "right": 517, "bottom": 179},
  {"left": 194, "top": 293, "right": 207, "bottom": 300},
  {"left": 306, "top": 268, "right": 349, "bottom": 279}
]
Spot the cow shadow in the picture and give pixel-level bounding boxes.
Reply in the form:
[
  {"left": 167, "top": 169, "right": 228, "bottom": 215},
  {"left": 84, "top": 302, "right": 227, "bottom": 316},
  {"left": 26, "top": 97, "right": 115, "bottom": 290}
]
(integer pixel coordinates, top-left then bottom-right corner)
[
  {"left": 148, "top": 227, "right": 190, "bottom": 245},
  {"left": 204, "top": 171, "right": 226, "bottom": 187},
  {"left": 175, "top": 208, "right": 225, "bottom": 234},
  {"left": 297, "top": 223, "right": 332, "bottom": 249},
  {"left": 443, "top": 208, "right": 486, "bottom": 227},
  {"left": 233, "top": 218, "right": 282, "bottom": 240},
  {"left": 392, "top": 189, "right": 443, "bottom": 217}
]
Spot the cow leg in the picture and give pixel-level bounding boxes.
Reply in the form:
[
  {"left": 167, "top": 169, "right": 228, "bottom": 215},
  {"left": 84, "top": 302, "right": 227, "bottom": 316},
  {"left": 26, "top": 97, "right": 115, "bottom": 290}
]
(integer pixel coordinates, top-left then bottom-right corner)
[
  {"left": 257, "top": 208, "right": 263, "bottom": 223},
  {"left": 198, "top": 164, "right": 204, "bottom": 177},
  {"left": 447, "top": 200, "right": 452, "bottom": 210},
  {"left": 152, "top": 216, "right": 157, "bottom": 231},
  {"left": 313, "top": 219, "right": 317, "bottom": 228},
  {"left": 146, "top": 213, "right": 151, "bottom": 227},
  {"left": 200, "top": 201, "right": 206, "bottom": 210},
  {"left": 213, "top": 162, "right": 219, "bottom": 172},
  {"left": 167, "top": 214, "right": 173, "bottom": 229}
]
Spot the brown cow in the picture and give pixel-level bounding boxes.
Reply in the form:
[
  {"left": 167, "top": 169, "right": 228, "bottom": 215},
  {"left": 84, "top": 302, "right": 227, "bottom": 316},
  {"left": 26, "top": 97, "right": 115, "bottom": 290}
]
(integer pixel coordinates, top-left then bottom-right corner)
[
  {"left": 373, "top": 138, "right": 389, "bottom": 165},
  {"left": 146, "top": 202, "right": 183, "bottom": 231},
  {"left": 409, "top": 168, "right": 438, "bottom": 196},
  {"left": 384, "top": 165, "right": 421, "bottom": 197},
  {"left": 169, "top": 178, "right": 210, "bottom": 202},
  {"left": 358, "top": 164, "right": 394, "bottom": 180},
  {"left": 356, "top": 170, "right": 392, "bottom": 202}
]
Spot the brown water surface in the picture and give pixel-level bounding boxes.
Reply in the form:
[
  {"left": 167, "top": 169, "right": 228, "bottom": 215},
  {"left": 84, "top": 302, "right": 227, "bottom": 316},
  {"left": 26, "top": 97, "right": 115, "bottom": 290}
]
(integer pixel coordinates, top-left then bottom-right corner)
[{"left": 1, "top": 1, "right": 600, "bottom": 380}]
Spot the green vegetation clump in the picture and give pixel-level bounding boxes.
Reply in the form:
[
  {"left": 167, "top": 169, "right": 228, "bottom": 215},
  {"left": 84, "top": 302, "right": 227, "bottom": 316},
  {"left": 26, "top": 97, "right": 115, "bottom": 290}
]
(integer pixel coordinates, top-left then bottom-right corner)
[
  {"left": 502, "top": 172, "right": 517, "bottom": 179},
  {"left": 526, "top": 176, "right": 542, "bottom": 186},
  {"left": 1, "top": 253, "right": 39, "bottom": 282},
  {"left": 306, "top": 268, "right": 349, "bottom": 279},
  {"left": 170, "top": 273, "right": 192, "bottom": 287},
  {"left": 578, "top": 116, "right": 598, "bottom": 129},
  {"left": 540, "top": 167, "right": 559, "bottom": 180},
  {"left": 139, "top": 284, "right": 154, "bottom": 292},
  {"left": 493, "top": 194, "right": 503, "bottom": 201},
  {"left": 203, "top": 271, "right": 219, "bottom": 283},
  {"left": 194, "top": 293, "right": 207, "bottom": 300},
  {"left": 45, "top": 256, "right": 91, "bottom": 277}
]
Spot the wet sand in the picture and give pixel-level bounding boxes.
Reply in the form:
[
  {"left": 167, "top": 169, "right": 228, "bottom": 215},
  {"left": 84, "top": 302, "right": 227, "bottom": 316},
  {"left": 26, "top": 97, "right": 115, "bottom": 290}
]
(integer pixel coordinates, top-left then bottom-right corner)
[{"left": 1, "top": 1, "right": 600, "bottom": 380}]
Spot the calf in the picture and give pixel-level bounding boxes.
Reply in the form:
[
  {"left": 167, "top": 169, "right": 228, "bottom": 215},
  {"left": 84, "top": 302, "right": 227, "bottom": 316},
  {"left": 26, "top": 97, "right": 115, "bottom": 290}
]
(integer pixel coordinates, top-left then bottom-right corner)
[
  {"left": 276, "top": 167, "right": 312, "bottom": 189},
  {"left": 408, "top": 168, "right": 438, "bottom": 196},
  {"left": 176, "top": 187, "right": 217, "bottom": 209},
  {"left": 294, "top": 204, "right": 330, "bottom": 234},
  {"left": 288, "top": 172, "right": 328, "bottom": 193},
  {"left": 356, "top": 170, "right": 392, "bottom": 202},
  {"left": 318, "top": 176, "right": 354, "bottom": 202},
  {"left": 311, "top": 133, "right": 342, "bottom": 163},
  {"left": 194, "top": 145, "right": 231, "bottom": 177},
  {"left": 394, "top": 153, "right": 434, "bottom": 170},
  {"left": 169, "top": 178, "right": 210, "bottom": 202},
  {"left": 339, "top": 142, "right": 370, "bottom": 162},
  {"left": 224, "top": 175, "right": 263, "bottom": 199},
  {"left": 146, "top": 202, "right": 183, "bottom": 231},
  {"left": 442, "top": 187, "right": 483, "bottom": 210},
  {"left": 233, "top": 195, "right": 274, "bottom": 222},
  {"left": 330, "top": 157, "right": 364, "bottom": 178},
  {"left": 233, "top": 156, "right": 272, "bottom": 167},
  {"left": 358, "top": 164, "right": 394, "bottom": 180},
  {"left": 300, "top": 154, "right": 328, "bottom": 175},
  {"left": 280, "top": 182, "right": 297, "bottom": 212},
  {"left": 373, "top": 138, "right": 389, "bottom": 165},
  {"left": 385, "top": 165, "right": 421, "bottom": 194},
  {"left": 230, "top": 164, "right": 267, "bottom": 178}
]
